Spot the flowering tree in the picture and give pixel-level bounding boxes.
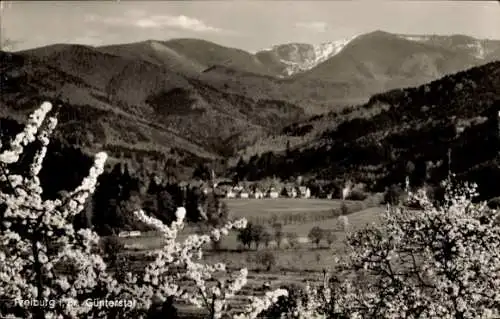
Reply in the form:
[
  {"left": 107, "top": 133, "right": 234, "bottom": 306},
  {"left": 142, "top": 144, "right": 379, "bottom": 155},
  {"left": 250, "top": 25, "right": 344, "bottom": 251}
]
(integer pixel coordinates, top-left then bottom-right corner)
[
  {"left": 0, "top": 102, "right": 287, "bottom": 319},
  {"left": 295, "top": 178, "right": 500, "bottom": 318},
  {"left": 0, "top": 102, "right": 116, "bottom": 318},
  {"left": 121, "top": 209, "right": 287, "bottom": 319}
]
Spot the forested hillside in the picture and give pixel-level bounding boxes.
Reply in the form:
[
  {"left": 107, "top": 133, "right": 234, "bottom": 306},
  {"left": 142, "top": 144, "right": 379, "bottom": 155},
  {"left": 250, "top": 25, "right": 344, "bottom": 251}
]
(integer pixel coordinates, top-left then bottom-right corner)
[{"left": 233, "top": 61, "right": 500, "bottom": 200}]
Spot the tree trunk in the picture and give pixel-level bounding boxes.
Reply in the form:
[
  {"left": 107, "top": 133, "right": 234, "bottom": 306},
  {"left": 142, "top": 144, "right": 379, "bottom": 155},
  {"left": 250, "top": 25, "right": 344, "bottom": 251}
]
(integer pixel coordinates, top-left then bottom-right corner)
[{"left": 32, "top": 237, "right": 45, "bottom": 319}]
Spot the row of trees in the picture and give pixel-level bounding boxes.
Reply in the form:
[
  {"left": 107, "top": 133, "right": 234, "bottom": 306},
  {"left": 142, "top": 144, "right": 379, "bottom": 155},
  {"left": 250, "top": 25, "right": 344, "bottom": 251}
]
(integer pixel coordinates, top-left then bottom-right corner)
[
  {"left": 236, "top": 222, "right": 304, "bottom": 250},
  {"left": 236, "top": 223, "right": 275, "bottom": 250},
  {"left": 307, "top": 226, "right": 336, "bottom": 248},
  {"left": 235, "top": 223, "right": 341, "bottom": 250}
]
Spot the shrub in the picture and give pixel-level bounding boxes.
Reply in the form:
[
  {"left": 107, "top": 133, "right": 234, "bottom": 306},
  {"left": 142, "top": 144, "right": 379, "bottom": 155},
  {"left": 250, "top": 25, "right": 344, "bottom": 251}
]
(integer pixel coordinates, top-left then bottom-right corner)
[
  {"left": 261, "top": 229, "right": 273, "bottom": 248},
  {"left": 251, "top": 224, "right": 265, "bottom": 250},
  {"left": 211, "top": 239, "right": 223, "bottom": 251},
  {"left": 324, "top": 230, "right": 336, "bottom": 246},
  {"left": 272, "top": 222, "right": 283, "bottom": 248},
  {"left": 237, "top": 222, "right": 254, "bottom": 249},
  {"left": 145, "top": 296, "right": 179, "bottom": 319},
  {"left": 286, "top": 232, "right": 299, "bottom": 249},
  {"left": 488, "top": 196, "right": 500, "bottom": 209},
  {"left": 346, "top": 189, "right": 367, "bottom": 200},
  {"left": 307, "top": 226, "right": 324, "bottom": 248},
  {"left": 383, "top": 184, "right": 404, "bottom": 205},
  {"left": 340, "top": 203, "right": 350, "bottom": 215},
  {"left": 100, "top": 235, "right": 125, "bottom": 267}
]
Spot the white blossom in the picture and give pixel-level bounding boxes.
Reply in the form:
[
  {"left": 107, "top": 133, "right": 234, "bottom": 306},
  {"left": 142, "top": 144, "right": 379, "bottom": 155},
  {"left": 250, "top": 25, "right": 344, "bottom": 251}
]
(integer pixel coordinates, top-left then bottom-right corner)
[
  {"left": 293, "top": 177, "right": 500, "bottom": 318},
  {"left": 0, "top": 101, "right": 287, "bottom": 319}
]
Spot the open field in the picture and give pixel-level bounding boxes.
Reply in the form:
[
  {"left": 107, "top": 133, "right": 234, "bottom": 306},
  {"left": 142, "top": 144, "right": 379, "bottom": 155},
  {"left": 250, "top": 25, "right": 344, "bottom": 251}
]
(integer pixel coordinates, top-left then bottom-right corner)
[
  {"left": 222, "top": 196, "right": 384, "bottom": 226},
  {"left": 117, "top": 203, "right": 386, "bottom": 264},
  {"left": 114, "top": 202, "right": 386, "bottom": 317},
  {"left": 118, "top": 202, "right": 385, "bottom": 251},
  {"left": 223, "top": 198, "right": 351, "bottom": 219},
  {"left": 282, "top": 205, "right": 385, "bottom": 235}
]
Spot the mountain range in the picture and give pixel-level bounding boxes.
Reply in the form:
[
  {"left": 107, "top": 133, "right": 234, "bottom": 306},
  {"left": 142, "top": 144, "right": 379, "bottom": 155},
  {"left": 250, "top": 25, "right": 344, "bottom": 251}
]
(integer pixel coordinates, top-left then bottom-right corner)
[{"left": 1, "top": 30, "right": 499, "bottom": 179}]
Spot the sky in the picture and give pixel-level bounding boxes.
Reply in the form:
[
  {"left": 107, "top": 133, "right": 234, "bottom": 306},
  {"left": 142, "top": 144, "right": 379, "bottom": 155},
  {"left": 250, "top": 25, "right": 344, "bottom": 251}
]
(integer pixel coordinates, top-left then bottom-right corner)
[{"left": 1, "top": 1, "right": 500, "bottom": 52}]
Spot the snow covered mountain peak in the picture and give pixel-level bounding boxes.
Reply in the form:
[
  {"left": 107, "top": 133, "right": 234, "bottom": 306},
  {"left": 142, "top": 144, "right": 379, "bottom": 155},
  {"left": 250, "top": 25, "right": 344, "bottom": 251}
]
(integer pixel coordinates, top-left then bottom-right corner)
[
  {"left": 256, "top": 35, "right": 358, "bottom": 76},
  {"left": 255, "top": 32, "right": 500, "bottom": 78}
]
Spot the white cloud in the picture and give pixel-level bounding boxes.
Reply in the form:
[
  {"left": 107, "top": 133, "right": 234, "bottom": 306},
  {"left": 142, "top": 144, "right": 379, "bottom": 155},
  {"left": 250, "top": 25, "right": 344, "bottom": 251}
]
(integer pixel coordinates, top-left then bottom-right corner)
[
  {"left": 68, "top": 31, "right": 103, "bottom": 46},
  {"left": 87, "top": 13, "right": 225, "bottom": 33},
  {"left": 295, "top": 21, "right": 328, "bottom": 33},
  {"left": 135, "top": 15, "right": 223, "bottom": 33}
]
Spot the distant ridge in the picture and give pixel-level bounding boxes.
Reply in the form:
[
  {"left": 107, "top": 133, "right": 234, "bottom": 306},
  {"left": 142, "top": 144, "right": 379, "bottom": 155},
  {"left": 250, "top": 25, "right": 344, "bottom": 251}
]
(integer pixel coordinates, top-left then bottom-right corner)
[{"left": 2, "top": 30, "right": 500, "bottom": 178}]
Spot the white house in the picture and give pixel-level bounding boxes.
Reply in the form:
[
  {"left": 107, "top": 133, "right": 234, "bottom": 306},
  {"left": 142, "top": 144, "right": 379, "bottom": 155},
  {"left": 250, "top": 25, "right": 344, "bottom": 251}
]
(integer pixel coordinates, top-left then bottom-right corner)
[
  {"left": 298, "top": 186, "right": 311, "bottom": 199},
  {"left": 342, "top": 181, "right": 353, "bottom": 200},
  {"left": 284, "top": 186, "right": 297, "bottom": 198},
  {"left": 239, "top": 189, "right": 250, "bottom": 199},
  {"left": 253, "top": 189, "right": 264, "bottom": 199},
  {"left": 268, "top": 187, "right": 279, "bottom": 199},
  {"left": 124, "top": 243, "right": 144, "bottom": 250},
  {"left": 118, "top": 230, "right": 141, "bottom": 238},
  {"left": 128, "top": 230, "right": 141, "bottom": 237},
  {"left": 226, "top": 188, "right": 237, "bottom": 198}
]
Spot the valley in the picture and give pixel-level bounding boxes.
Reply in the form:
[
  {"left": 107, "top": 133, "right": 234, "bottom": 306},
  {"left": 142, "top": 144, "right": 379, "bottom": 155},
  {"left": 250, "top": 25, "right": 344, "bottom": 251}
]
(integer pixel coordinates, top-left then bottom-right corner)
[{"left": 2, "top": 2, "right": 500, "bottom": 317}]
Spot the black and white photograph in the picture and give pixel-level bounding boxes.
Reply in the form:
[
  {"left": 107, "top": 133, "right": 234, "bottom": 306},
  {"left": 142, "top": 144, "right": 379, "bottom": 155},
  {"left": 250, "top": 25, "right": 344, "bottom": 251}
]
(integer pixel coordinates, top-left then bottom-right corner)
[{"left": 1, "top": 1, "right": 500, "bottom": 318}]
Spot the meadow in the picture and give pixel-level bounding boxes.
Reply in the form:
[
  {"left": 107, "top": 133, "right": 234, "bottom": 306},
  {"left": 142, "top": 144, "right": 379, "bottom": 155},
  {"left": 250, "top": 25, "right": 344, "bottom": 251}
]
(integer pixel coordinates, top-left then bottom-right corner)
[
  {"left": 116, "top": 198, "right": 385, "bottom": 317},
  {"left": 118, "top": 198, "right": 384, "bottom": 251},
  {"left": 224, "top": 198, "right": 346, "bottom": 218}
]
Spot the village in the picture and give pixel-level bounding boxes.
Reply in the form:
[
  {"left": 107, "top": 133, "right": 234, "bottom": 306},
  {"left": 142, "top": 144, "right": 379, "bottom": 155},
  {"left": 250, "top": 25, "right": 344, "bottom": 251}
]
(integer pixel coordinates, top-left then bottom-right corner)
[{"left": 210, "top": 184, "right": 312, "bottom": 199}]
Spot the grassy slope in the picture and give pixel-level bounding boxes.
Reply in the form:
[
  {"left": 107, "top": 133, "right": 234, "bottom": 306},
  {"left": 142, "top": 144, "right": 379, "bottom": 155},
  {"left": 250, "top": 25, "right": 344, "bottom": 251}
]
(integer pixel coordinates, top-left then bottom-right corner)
[{"left": 223, "top": 198, "right": 345, "bottom": 218}]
